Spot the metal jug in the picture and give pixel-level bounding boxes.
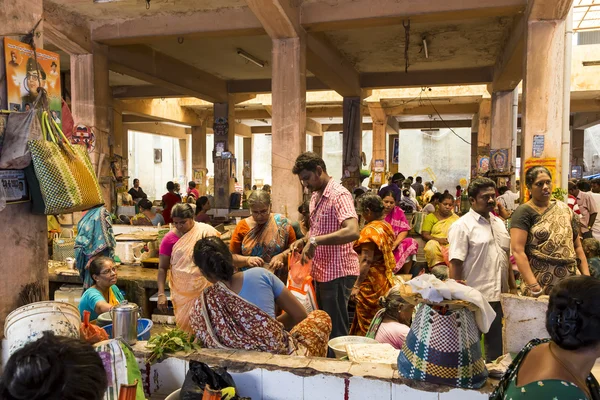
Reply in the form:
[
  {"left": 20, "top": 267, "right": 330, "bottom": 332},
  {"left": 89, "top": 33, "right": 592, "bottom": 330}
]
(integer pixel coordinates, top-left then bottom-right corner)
[{"left": 111, "top": 301, "right": 139, "bottom": 345}]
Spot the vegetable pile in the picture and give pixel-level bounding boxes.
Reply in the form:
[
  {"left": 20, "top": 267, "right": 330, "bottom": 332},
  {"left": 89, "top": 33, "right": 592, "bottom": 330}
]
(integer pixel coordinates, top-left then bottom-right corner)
[{"left": 146, "top": 328, "right": 201, "bottom": 364}]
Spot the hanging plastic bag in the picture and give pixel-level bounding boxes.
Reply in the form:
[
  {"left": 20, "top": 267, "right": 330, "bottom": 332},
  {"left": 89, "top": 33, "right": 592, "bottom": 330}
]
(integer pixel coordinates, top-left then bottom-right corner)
[
  {"left": 0, "top": 108, "right": 42, "bottom": 169},
  {"left": 80, "top": 310, "right": 109, "bottom": 344},
  {"left": 287, "top": 252, "right": 318, "bottom": 313},
  {"left": 181, "top": 360, "right": 242, "bottom": 400}
]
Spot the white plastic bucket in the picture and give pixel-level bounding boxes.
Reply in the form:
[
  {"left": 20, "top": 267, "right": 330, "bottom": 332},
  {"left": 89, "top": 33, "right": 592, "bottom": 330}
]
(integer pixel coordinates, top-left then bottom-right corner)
[{"left": 4, "top": 301, "right": 81, "bottom": 356}]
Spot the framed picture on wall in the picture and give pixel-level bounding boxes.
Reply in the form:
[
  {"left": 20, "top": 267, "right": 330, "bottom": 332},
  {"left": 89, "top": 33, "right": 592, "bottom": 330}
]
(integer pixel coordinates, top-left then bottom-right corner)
[
  {"left": 392, "top": 138, "right": 399, "bottom": 164},
  {"left": 154, "top": 149, "right": 162, "bottom": 163}
]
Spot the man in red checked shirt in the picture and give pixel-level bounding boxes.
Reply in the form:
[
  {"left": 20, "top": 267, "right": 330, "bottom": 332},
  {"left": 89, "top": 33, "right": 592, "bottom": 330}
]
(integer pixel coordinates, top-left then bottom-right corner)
[{"left": 290, "top": 152, "right": 360, "bottom": 342}]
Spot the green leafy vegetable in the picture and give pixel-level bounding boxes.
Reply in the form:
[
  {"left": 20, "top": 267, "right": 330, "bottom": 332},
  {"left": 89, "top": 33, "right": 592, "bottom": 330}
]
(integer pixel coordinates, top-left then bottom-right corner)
[{"left": 145, "top": 327, "right": 201, "bottom": 364}]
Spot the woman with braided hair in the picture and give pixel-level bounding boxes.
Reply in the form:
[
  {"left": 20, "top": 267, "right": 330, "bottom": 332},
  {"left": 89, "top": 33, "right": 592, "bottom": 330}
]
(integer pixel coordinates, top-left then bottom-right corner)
[
  {"left": 190, "top": 236, "right": 332, "bottom": 357},
  {"left": 491, "top": 276, "right": 600, "bottom": 399}
]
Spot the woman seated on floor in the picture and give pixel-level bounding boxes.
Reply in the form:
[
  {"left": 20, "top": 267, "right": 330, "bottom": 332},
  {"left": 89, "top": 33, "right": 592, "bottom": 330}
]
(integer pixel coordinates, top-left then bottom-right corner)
[
  {"left": 491, "top": 275, "right": 600, "bottom": 400},
  {"left": 190, "top": 236, "right": 332, "bottom": 357},
  {"left": 366, "top": 285, "right": 414, "bottom": 350},
  {"left": 79, "top": 256, "right": 124, "bottom": 321},
  {"left": 131, "top": 198, "right": 165, "bottom": 226}
]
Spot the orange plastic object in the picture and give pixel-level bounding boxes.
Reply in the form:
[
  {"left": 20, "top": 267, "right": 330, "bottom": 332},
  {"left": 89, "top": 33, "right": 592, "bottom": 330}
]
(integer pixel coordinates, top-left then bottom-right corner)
[{"left": 80, "top": 310, "right": 109, "bottom": 344}]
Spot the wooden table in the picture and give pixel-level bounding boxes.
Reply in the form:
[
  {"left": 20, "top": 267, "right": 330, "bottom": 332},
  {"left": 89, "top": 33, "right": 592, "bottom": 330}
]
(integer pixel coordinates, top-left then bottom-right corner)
[{"left": 48, "top": 263, "right": 166, "bottom": 318}]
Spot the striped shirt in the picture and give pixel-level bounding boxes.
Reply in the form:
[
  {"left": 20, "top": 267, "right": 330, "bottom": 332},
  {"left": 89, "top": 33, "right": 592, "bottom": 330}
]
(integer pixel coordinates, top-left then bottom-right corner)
[{"left": 309, "top": 178, "right": 359, "bottom": 282}]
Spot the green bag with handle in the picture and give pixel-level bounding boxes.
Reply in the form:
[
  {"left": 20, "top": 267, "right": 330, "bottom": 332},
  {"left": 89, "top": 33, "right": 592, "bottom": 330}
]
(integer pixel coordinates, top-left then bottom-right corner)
[{"left": 28, "top": 111, "right": 103, "bottom": 215}]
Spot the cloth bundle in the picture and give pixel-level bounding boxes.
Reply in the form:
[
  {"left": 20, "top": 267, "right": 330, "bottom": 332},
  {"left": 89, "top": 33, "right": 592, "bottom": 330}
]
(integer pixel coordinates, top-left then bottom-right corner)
[{"left": 406, "top": 274, "right": 496, "bottom": 333}]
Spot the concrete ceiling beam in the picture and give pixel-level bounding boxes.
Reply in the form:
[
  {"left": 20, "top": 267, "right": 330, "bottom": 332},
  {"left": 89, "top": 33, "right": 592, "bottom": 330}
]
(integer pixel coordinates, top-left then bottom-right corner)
[
  {"left": 527, "top": 0, "right": 573, "bottom": 21},
  {"left": 302, "top": 0, "right": 526, "bottom": 31},
  {"left": 573, "top": 112, "right": 600, "bottom": 129},
  {"left": 122, "top": 115, "right": 161, "bottom": 123},
  {"left": 92, "top": 8, "right": 265, "bottom": 45},
  {"left": 489, "top": 15, "right": 525, "bottom": 92},
  {"left": 235, "top": 122, "right": 253, "bottom": 138},
  {"left": 116, "top": 99, "right": 205, "bottom": 126},
  {"left": 398, "top": 120, "right": 473, "bottom": 129},
  {"left": 92, "top": 0, "right": 525, "bottom": 45},
  {"left": 112, "top": 85, "right": 183, "bottom": 99},
  {"left": 123, "top": 122, "right": 190, "bottom": 139},
  {"left": 306, "top": 33, "right": 361, "bottom": 97},
  {"left": 244, "top": 0, "right": 301, "bottom": 39},
  {"left": 227, "top": 77, "right": 328, "bottom": 93},
  {"left": 360, "top": 67, "right": 494, "bottom": 89},
  {"left": 43, "top": 2, "right": 92, "bottom": 54},
  {"left": 306, "top": 118, "right": 323, "bottom": 136},
  {"left": 387, "top": 117, "right": 400, "bottom": 134},
  {"left": 108, "top": 45, "right": 228, "bottom": 103},
  {"left": 251, "top": 126, "right": 272, "bottom": 134}
]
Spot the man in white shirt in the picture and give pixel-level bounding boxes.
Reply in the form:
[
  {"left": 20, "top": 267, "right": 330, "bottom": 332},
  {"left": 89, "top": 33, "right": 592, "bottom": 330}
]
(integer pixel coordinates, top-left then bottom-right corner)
[{"left": 448, "top": 177, "right": 514, "bottom": 361}]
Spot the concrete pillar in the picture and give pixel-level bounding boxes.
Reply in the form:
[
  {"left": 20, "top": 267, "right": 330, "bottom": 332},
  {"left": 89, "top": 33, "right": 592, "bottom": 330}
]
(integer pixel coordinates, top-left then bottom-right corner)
[
  {"left": 372, "top": 121, "right": 386, "bottom": 169},
  {"left": 490, "top": 90, "right": 518, "bottom": 183},
  {"left": 213, "top": 99, "right": 236, "bottom": 209},
  {"left": 271, "top": 37, "right": 306, "bottom": 217},
  {"left": 0, "top": 0, "right": 49, "bottom": 338},
  {"left": 312, "top": 136, "right": 323, "bottom": 158},
  {"left": 477, "top": 99, "right": 492, "bottom": 162},
  {"left": 191, "top": 124, "right": 207, "bottom": 196},
  {"left": 521, "top": 18, "right": 567, "bottom": 188},
  {"left": 342, "top": 96, "right": 362, "bottom": 191},
  {"left": 112, "top": 108, "right": 126, "bottom": 159},
  {"left": 572, "top": 128, "right": 584, "bottom": 173},
  {"left": 70, "top": 45, "right": 113, "bottom": 209},
  {"left": 471, "top": 114, "right": 479, "bottom": 179},
  {"left": 243, "top": 137, "right": 252, "bottom": 188}
]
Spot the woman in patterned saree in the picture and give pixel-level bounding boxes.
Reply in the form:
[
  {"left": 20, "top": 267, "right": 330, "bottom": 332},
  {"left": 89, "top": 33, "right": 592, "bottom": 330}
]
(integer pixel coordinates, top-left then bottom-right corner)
[
  {"left": 190, "top": 237, "right": 332, "bottom": 357},
  {"left": 349, "top": 194, "right": 396, "bottom": 336},
  {"left": 511, "top": 166, "right": 590, "bottom": 297},
  {"left": 157, "top": 204, "right": 220, "bottom": 333},
  {"left": 381, "top": 191, "right": 419, "bottom": 274},
  {"left": 230, "top": 190, "right": 296, "bottom": 274}
]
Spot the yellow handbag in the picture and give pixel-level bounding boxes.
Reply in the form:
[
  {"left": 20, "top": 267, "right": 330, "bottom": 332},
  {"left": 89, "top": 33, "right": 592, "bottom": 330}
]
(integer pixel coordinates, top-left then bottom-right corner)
[{"left": 28, "top": 111, "right": 104, "bottom": 214}]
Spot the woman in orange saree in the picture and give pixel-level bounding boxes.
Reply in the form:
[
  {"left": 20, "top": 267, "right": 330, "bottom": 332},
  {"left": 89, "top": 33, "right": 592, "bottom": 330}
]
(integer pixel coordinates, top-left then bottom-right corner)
[{"left": 350, "top": 194, "right": 396, "bottom": 336}]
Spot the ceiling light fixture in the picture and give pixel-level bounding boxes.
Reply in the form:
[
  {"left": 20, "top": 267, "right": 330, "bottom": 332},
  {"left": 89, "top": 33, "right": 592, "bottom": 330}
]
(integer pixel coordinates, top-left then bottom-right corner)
[
  {"left": 93, "top": 0, "right": 124, "bottom": 3},
  {"left": 237, "top": 48, "right": 265, "bottom": 68},
  {"left": 422, "top": 37, "right": 429, "bottom": 59}
]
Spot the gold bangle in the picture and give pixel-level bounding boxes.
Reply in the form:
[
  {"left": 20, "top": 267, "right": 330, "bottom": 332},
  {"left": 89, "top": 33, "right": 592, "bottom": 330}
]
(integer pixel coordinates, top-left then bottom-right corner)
[{"left": 157, "top": 293, "right": 166, "bottom": 298}]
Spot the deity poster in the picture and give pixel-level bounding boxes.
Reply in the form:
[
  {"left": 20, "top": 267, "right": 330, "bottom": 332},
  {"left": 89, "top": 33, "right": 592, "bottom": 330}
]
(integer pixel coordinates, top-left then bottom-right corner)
[
  {"left": 3, "top": 38, "right": 61, "bottom": 126},
  {"left": 490, "top": 149, "right": 509, "bottom": 172}
]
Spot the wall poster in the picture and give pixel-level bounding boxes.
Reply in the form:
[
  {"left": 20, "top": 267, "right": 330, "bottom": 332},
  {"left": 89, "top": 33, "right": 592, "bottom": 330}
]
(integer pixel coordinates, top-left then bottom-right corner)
[
  {"left": 490, "top": 148, "right": 509, "bottom": 172},
  {"left": 3, "top": 38, "right": 61, "bottom": 125},
  {"left": 478, "top": 156, "right": 490, "bottom": 175},
  {"left": 0, "top": 170, "right": 29, "bottom": 203}
]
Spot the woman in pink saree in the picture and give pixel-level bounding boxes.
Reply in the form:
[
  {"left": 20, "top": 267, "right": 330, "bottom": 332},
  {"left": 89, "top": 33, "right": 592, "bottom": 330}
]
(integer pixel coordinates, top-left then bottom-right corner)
[
  {"left": 381, "top": 191, "right": 419, "bottom": 274},
  {"left": 157, "top": 204, "right": 220, "bottom": 333}
]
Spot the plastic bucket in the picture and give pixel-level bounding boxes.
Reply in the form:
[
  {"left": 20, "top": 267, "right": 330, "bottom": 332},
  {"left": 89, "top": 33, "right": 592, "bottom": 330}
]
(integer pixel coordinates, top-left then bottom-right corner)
[
  {"left": 4, "top": 301, "right": 81, "bottom": 356},
  {"left": 102, "top": 318, "right": 153, "bottom": 341},
  {"left": 165, "top": 389, "right": 180, "bottom": 400}
]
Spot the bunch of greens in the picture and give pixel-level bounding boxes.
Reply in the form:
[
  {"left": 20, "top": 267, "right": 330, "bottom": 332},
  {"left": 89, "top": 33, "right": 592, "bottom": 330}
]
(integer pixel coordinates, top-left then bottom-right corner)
[
  {"left": 552, "top": 187, "right": 568, "bottom": 202},
  {"left": 146, "top": 328, "right": 201, "bottom": 364}
]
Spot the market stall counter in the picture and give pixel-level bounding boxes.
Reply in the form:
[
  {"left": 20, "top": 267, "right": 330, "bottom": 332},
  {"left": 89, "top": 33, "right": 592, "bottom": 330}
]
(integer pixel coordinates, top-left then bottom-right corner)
[{"left": 48, "top": 262, "right": 165, "bottom": 319}]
